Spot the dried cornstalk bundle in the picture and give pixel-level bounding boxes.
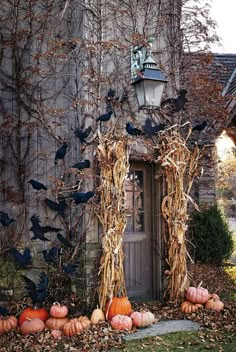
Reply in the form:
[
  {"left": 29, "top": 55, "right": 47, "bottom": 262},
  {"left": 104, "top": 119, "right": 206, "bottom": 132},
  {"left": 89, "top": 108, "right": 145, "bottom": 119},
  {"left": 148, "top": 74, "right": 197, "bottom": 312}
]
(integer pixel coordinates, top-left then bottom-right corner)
[
  {"left": 155, "top": 126, "right": 201, "bottom": 302},
  {"left": 95, "top": 129, "right": 130, "bottom": 310}
]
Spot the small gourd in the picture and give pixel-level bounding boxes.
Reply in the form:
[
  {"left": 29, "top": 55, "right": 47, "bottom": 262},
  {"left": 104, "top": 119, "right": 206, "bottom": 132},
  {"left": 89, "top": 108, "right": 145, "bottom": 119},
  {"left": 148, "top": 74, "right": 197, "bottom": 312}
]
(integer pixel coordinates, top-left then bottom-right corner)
[
  {"left": 91, "top": 306, "right": 105, "bottom": 325},
  {"left": 205, "top": 298, "right": 224, "bottom": 311}
]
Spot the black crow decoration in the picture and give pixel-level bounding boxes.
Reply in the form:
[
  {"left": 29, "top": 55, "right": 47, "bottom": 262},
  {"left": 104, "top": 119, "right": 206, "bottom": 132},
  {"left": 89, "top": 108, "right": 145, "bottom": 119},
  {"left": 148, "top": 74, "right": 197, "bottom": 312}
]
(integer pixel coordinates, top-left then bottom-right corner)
[
  {"left": 96, "top": 111, "right": 114, "bottom": 122},
  {"left": 63, "top": 263, "right": 78, "bottom": 275},
  {"left": 142, "top": 118, "right": 166, "bottom": 137},
  {"left": 41, "top": 247, "right": 61, "bottom": 264},
  {"left": 161, "top": 88, "right": 188, "bottom": 114},
  {"left": 44, "top": 198, "right": 67, "bottom": 216},
  {"left": 28, "top": 179, "right": 47, "bottom": 191},
  {"left": 54, "top": 143, "right": 68, "bottom": 165},
  {"left": 74, "top": 126, "right": 92, "bottom": 144},
  {"left": 30, "top": 214, "right": 61, "bottom": 241},
  {"left": 71, "top": 160, "right": 90, "bottom": 170},
  {"left": 57, "top": 233, "right": 73, "bottom": 248},
  {"left": 9, "top": 247, "right": 32, "bottom": 268},
  {"left": 21, "top": 272, "right": 48, "bottom": 305},
  {"left": 126, "top": 122, "right": 144, "bottom": 136},
  {"left": 192, "top": 121, "right": 207, "bottom": 132},
  {"left": 0, "top": 306, "right": 10, "bottom": 316},
  {"left": 0, "top": 211, "right": 15, "bottom": 227},
  {"left": 71, "top": 191, "right": 94, "bottom": 205}
]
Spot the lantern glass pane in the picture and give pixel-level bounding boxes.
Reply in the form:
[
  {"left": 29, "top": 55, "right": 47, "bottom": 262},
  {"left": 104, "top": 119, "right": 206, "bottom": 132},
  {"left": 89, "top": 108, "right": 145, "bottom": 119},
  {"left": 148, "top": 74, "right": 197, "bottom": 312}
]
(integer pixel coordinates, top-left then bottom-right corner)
[
  {"left": 134, "top": 80, "right": 145, "bottom": 107},
  {"left": 143, "top": 80, "right": 165, "bottom": 108}
]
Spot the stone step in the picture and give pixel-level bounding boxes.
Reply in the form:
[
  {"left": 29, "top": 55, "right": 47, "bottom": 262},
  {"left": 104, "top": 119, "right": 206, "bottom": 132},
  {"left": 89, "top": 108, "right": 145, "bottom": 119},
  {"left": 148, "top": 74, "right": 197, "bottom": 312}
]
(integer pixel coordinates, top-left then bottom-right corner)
[{"left": 123, "top": 320, "right": 200, "bottom": 341}]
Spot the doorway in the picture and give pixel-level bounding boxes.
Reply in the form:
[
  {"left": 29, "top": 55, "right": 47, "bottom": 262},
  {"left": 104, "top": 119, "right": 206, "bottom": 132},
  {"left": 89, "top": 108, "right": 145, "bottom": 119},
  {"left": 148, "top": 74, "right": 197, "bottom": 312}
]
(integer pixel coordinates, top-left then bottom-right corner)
[{"left": 123, "top": 161, "right": 160, "bottom": 299}]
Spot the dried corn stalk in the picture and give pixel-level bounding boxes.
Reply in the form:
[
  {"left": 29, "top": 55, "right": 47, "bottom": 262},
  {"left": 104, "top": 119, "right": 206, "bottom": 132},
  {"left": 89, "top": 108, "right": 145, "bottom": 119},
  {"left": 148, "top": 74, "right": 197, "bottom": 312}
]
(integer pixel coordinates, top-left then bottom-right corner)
[
  {"left": 156, "top": 126, "right": 201, "bottom": 302},
  {"left": 96, "top": 129, "right": 130, "bottom": 310}
]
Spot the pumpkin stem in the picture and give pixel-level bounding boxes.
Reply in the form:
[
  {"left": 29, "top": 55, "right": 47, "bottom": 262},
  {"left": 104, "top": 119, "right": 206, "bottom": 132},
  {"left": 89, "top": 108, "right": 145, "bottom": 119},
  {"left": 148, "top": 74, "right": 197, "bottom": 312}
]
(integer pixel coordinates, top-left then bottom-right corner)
[
  {"left": 26, "top": 317, "right": 32, "bottom": 321},
  {"left": 198, "top": 281, "right": 203, "bottom": 288},
  {"left": 33, "top": 303, "right": 42, "bottom": 309},
  {"left": 53, "top": 302, "right": 61, "bottom": 306}
]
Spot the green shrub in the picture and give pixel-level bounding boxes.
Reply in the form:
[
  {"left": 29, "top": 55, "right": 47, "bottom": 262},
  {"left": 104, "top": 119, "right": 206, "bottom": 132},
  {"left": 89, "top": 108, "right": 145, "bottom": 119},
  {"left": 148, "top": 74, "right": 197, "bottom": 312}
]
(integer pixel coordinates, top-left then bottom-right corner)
[{"left": 189, "top": 204, "right": 234, "bottom": 265}]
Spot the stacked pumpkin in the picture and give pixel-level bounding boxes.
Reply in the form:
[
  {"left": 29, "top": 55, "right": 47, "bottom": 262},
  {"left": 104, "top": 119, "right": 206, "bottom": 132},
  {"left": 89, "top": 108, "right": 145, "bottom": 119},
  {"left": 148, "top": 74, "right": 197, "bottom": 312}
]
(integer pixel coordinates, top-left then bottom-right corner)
[
  {"left": 45, "top": 303, "right": 69, "bottom": 331},
  {"left": 45, "top": 302, "right": 91, "bottom": 337},
  {"left": 19, "top": 307, "right": 49, "bottom": 335},
  {"left": 181, "top": 283, "right": 224, "bottom": 313},
  {"left": 104, "top": 296, "right": 155, "bottom": 331}
]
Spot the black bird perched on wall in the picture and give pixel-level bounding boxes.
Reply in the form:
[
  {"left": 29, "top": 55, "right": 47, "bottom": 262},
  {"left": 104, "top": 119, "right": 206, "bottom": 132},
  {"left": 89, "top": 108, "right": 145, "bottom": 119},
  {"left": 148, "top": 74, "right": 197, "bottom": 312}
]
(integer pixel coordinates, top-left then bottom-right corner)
[
  {"left": 41, "top": 247, "right": 61, "bottom": 264},
  {"left": 161, "top": 89, "right": 188, "bottom": 114},
  {"left": 142, "top": 118, "right": 166, "bottom": 137},
  {"left": 119, "top": 89, "right": 128, "bottom": 104},
  {"left": 54, "top": 142, "right": 68, "bottom": 165},
  {"left": 57, "top": 233, "right": 73, "bottom": 248},
  {"left": 126, "top": 122, "right": 144, "bottom": 136},
  {"left": 192, "top": 120, "right": 207, "bottom": 132},
  {"left": 106, "top": 88, "right": 119, "bottom": 109},
  {"left": 30, "top": 214, "right": 61, "bottom": 241},
  {"left": 28, "top": 179, "right": 47, "bottom": 191},
  {"left": 71, "top": 191, "right": 94, "bottom": 205},
  {"left": 71, "top": 159, "right": 90, "bottom": 170},
  {"left": 0, "top": 306, "right": 9, "bottom": 316},
  {"left": 21, "top": 272, "right": 48, "bottom": 305},
  {"left": 9, "top": 247, "right": 32, "bottom": 268},
  {"left": 74, "top": 126, "right": 92, "bottom": 144},
  {"left": 96, "top": 110, "right": 114, "bottom": 122},
  {"left": 0, "top": 211, "right": 15, "bottom": 227},
  {"left": 63, "top": 263, "right": 78, "bottom": 275},
  {"left": 44, "top": 198, "right": 67, "bottom": 216}
]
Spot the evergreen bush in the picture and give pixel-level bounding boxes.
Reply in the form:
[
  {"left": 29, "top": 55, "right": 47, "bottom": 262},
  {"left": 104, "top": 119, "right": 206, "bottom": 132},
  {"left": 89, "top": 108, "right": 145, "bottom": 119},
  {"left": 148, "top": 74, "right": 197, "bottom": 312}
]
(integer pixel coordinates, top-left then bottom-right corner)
[{"left": 189, "top": 204, "right": 234, "bottom": 265}]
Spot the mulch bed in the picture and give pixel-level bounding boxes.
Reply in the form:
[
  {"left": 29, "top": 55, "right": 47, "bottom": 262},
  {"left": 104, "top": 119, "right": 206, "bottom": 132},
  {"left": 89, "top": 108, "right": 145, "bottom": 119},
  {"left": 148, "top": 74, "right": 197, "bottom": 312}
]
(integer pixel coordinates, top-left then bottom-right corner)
[{"left": 0, "top": 263, "right": 235, "bottom": 351}]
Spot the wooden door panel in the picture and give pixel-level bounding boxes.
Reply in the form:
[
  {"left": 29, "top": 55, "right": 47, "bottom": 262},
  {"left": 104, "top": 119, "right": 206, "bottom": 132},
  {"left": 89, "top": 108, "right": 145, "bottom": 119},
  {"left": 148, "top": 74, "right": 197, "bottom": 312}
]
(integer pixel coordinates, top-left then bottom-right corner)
[{"left": 124, "top": 240, "right": 151, "bottom": 297}]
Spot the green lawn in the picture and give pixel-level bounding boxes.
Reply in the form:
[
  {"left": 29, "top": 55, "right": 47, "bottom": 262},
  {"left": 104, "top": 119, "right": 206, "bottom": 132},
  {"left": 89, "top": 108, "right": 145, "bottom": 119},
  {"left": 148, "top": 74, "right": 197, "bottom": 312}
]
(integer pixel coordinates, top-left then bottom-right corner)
[{"left": 110, "top": 331, "right": 236, "bottom": 352}]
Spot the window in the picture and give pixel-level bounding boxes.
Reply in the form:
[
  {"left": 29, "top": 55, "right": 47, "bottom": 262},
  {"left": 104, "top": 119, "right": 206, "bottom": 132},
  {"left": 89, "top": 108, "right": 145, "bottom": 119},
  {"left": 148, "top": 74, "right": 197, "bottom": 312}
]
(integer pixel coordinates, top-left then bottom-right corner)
[{"left": 125, "top": 170, "right": 145, "bottom": 233}]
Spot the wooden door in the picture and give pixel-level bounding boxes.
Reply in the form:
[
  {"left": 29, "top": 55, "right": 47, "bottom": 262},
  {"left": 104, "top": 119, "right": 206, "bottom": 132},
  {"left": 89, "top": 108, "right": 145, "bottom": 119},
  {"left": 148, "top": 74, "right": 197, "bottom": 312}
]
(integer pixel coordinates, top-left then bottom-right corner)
[{"left": 123, "top": 162, "right": 153, "bottom": 299}]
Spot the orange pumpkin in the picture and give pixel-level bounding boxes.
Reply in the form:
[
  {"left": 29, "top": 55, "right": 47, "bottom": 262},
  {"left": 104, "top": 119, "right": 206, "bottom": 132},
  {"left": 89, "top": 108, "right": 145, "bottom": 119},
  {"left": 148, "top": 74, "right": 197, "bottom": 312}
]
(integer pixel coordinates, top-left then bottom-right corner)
[
  {"left": 130, "top": 311, "right": 155, "bottom": 328},
  {"left": 0, "top": 316, "right": 18, "bottom": 334},
  {"left": 77, "top": 316, "right": 91, "bottom": 329},
  {"left": 205, "top": 298, "right": 224, "bottom": 311},
  {"left": 19, "top": 307, "right": 49, "bottom": 325},
  {"left": 21, "top": 318, "right": 45, "bottom": 335},
  {"left": 185, "top": 283, "right": 209, "bottom": 304},
  {"left": 110, "top": 314, "right": 132, "bottom": 330},
  {"left": 50, "top": 302, "right": 68, "bottom": 318},
  {"left": 105, "top": 297, "right": 132, "bottom": 321},
  {"left": 45, "top": 317, "right": 69, "bottom": 330},
  {"left": 181, "top": 301, "right": 203, "bottom": 313},
  {"left": 63, "top": 318, "right": 83, "bottom": 337},
  {"left": 91, "top": 306, "right": 105, "bottom": 325}
]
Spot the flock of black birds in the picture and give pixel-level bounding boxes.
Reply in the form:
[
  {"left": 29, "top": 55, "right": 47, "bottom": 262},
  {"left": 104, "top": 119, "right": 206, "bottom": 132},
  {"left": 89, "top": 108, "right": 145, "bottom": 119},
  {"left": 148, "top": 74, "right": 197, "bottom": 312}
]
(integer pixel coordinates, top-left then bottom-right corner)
[{"left": 0, "top": 88, "right": 208, "bottom": 308}]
